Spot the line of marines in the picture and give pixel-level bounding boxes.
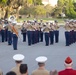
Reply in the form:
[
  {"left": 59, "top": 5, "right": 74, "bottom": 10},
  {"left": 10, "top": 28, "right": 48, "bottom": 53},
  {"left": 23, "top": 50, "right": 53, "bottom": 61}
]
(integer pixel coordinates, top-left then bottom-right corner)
[
  {"left": 0, "top": 19, "right": 18, "bottom": 50},
  {"left": 0, "top": 19, "right": 60, "bottom": 49},
  {"left": 64, "top": 20, "right": 76, "bottom": 46},
  {"left": 21, "top": 20, "right": 59, "bottom": 46},
  {"left": 0, "top": 19, "right": 76, "bottom": 50}
]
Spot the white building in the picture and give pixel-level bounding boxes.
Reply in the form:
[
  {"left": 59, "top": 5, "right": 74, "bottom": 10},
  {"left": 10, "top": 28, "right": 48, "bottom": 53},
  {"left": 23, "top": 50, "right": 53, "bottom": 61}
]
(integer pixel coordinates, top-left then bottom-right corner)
[{"left": 42, "top": 0, "right": 58, "bottom": 6}]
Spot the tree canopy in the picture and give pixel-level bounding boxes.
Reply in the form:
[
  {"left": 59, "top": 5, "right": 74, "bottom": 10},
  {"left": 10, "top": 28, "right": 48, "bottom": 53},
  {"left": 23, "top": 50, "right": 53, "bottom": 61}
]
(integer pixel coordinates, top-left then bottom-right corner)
[
  {"left": 0, "top": 0, "right": 76, "bottom": 19},
  {"left": 56, "top": 0, "right": 76, "bottom": 18}
]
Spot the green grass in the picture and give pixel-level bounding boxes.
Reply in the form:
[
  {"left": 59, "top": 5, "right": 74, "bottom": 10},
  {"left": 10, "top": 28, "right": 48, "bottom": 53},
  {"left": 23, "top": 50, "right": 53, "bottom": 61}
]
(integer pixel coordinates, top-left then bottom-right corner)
[{"left": 18, "top": 17, "right": 65, "bottom": 23}]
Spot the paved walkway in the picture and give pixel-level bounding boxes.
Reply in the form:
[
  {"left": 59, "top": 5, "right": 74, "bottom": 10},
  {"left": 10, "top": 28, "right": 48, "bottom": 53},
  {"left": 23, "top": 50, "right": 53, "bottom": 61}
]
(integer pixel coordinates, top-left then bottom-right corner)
[{"left": 0, "top": 27, "right": 76, "bottom": 75}]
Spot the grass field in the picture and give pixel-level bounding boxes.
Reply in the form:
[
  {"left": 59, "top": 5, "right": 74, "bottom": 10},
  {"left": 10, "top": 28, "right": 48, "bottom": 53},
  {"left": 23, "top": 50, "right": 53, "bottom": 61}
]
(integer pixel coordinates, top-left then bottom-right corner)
[
  {"left": 18, "top": 17, "right": 65, "bottom": 23},
  {"left": 16, "top": 18, "right": 65, "bottom": 29}
]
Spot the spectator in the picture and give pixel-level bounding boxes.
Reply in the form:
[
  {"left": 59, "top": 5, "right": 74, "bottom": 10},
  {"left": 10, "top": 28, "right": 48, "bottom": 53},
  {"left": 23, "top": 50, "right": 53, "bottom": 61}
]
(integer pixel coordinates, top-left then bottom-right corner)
[
  {"left": 0, "top": 69, "right": 3, "bottom": 75},
  {"left": 11, "top": 54, "right": 25, "bottom": 75},
  {"left": 58, "top": 56, "right": 76, "bottom": 75},
  {"left": 20, "top": 64, "right": 28, "bottom": 75},
  {"left": 50, "top": 70, "right": 58, "bottom": 75},
  {"left": 31, "top": 56, "right": 49, "bottom": 75},
  {"left": 6, "top": 71, "right": 16, "bottom": 75}
]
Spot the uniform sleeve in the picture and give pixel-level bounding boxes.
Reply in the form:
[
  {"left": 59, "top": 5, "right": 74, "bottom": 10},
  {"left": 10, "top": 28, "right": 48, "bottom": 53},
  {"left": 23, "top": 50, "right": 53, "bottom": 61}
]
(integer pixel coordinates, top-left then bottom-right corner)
[
  {"left": 0, "top": 69, "right": 3, "bottom": 75},
  {"left": 31, "top": 71, "right": 34, "bottom": 75}
]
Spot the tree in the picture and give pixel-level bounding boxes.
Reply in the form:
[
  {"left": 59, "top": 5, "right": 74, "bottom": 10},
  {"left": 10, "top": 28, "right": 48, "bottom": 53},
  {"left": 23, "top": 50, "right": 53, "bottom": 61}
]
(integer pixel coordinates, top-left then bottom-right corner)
[
  {"left": 65, "top": 0, "right": 76, "bottom": 18},
  {"left": 0, "top": 0, "right": 27, "bottom": 19},
  {"left": 57, "top": 0, "right": 76, "bottom": 18},
  {"left": 44, "top": 4, "right": 53, "bottom": 18},
  {"left": 0, "top": 0, "right": 7, "bottom": 18},
  {"left": 34, "top": 5, "right": 46, "bottom": 18}
]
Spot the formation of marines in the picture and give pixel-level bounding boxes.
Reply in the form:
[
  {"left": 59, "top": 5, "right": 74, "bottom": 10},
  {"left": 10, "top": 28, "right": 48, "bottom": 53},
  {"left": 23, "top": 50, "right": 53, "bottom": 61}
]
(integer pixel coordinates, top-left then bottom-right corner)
[
  {"left": 21, "top": 19, "right": 59, "bottom": 46},
  {"left": 0, "top": 18, "right": 76, "bottom": 50},
  {"left": 64, "top": 20, "right": 76, "bottom": 46},
  {"left": 0, "top": 19, "right": 18, "bottom": 50}
]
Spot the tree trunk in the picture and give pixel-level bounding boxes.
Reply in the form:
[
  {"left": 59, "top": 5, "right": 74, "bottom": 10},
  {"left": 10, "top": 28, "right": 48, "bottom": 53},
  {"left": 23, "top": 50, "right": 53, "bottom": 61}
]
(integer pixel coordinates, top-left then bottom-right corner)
[{"left": 4, "top": 8, "right": 8, "bottom": 19}]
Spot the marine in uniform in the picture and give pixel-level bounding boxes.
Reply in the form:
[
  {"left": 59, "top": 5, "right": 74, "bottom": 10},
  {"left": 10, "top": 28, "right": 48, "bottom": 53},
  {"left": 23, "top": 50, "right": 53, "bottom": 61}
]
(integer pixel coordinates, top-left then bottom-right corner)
[
  {"left": 7, "top": 22, "right": 12, "bottom": 45},
  {"left": 1, "top": 20, "right": 5, "bottom": 42},
  {"left": 69, "top": 21, "right": 74, "bottom": 44},
  {"left": 58, "top": 56, "right": 76, "bottom": 75},
  {"left": 49, "top": 23, "right": 55, "bottom": 45},
  {"left": 11, "top": 54, "right": 25, "bottom": 75},
  {"left": 54, "top": 21, "right": 59, "bottom": 43},
  {"left": 39, "top": 20, "right": 44, "bottom": 42},
  {"left": 64, "top": 22, "right": 71, "bottom": 46},
  {"left": 21, "top": 21, "right": 27, "bottom": 42},
  {"left": 4, "top": 19, "right": 8, "bottom": 42},
  {"left": 31, "top": 56, "right": 49, "bottom": 75},
  {"left": 26, "top": 23, "right": 33, "bottom": 46},
  {"left": 43, "top": 25, "right": 50, "bottom": 46},
  {"left": 0, "top": 24, "right": 2, "bottom": 42},
  {"left": 73, "top": 20, "right": 76, "bottom": 42},
  {"left": 31, "top": 22, "right": 36, "bottom": 44},
  {"left": 32, "top": 22, "right": 39, "bottom": 44},
  {"left": 36, "top": 23, "right": 41, "bottom": 43}
]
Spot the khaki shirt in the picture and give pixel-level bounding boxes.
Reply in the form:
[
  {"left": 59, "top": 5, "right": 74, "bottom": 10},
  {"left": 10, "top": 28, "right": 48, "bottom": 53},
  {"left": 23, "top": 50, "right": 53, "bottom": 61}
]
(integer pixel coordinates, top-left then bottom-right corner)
[
  {"left": 26, "top": 25, "right": 32, "bottom": 31},
  {"left": 0, "top": 25, "right": 4, "bottom": 30},
  {"left": 54, "top": 24, "right": 59, "bottom": 30},
  {"left": 64, "top": 25, "right": 71, "bottom": 31},
  {"left": 43, "top": 27, "right": 50, "bottom": 33},
  {"left": 73, "top": 24, "right": 76, "bottom": 31},
  {"left": 0, "top": 69, "right": 3, "bottom": 75},
  {"left": 31, "top": 69, "right": 49, "bottom": 75},
  {"left": 21, "top": 24, "right": 26, "bottom": 30},
  {"left": 11, "top": 66, "right": 20, "bottom": 75},
  {"left": 8, "top": 25, "right": 12, "bottom": 31},
  {"left": 50, "top": 25, "right": 55, "bottom": 31}
]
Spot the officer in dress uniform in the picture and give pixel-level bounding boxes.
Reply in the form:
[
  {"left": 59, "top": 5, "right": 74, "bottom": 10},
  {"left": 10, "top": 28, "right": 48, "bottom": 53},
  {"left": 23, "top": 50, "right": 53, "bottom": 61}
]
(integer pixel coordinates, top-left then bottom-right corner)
[
  {"left": 49, "top": 22, "right": 55, "bottom": 45},
  {"left": 21, "top": 21, "right": 27, "bottom": 42},
  {"left": 7, "top": 21, "right": 12, "bottom": 45},
  {"left": 54, "top": 20, "right": 59, "bottom": 43},
  {"left": 11, "top": 54, "right": 25, "bottom": 75},
  {"left": 31, "top": 56, "right": 49, "bottom": 75},
  {"left": 12, "top": 21, "right": 18, "bottom": 50},
  {"left": 43, "top": 24, "right": 50, "bottom": 46},
  {"left": 58, "top": 56, "right": 76, "bottom": 75}
]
